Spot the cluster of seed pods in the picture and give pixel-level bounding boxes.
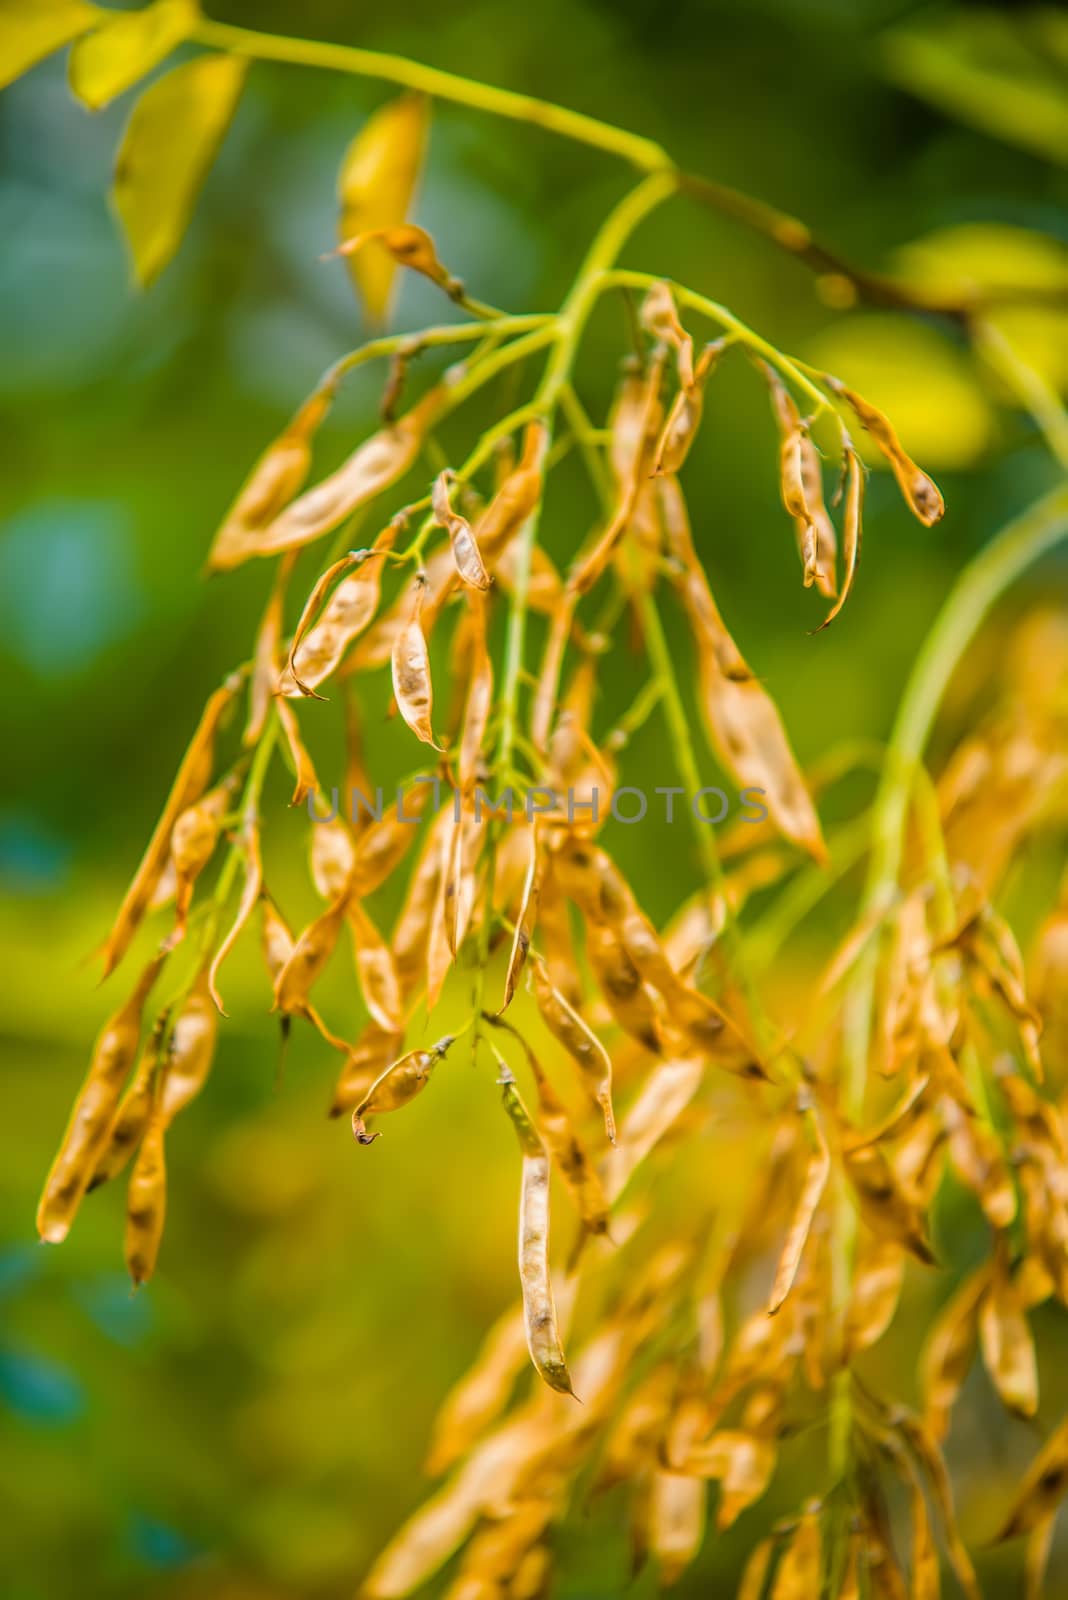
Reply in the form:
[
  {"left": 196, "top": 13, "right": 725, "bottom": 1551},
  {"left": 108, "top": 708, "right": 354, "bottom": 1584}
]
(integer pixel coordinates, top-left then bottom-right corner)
[{"left": 34, "top": 103, "right": 1068, "bottom": 1596}]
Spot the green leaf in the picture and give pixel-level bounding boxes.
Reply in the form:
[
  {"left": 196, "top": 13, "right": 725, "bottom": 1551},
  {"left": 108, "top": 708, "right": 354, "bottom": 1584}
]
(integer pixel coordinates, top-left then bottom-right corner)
[
  {"left": 69, "top": 0, "right": 198, "bottom": 112},
  {"left": 0, "top": 0, "right": 98, "bottom": 91},
  {"left": 881, "top": 11, "right": 1068, "bottom": 167},
  {"left": 111, "top": 51, "right": 247, "bottom": 288}
]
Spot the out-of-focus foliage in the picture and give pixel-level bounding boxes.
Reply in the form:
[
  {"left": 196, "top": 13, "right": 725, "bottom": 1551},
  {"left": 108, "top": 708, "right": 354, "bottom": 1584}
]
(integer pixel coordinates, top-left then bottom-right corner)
[{"left": 2, "top": 1, "right": 1067, "bottom": 1596}]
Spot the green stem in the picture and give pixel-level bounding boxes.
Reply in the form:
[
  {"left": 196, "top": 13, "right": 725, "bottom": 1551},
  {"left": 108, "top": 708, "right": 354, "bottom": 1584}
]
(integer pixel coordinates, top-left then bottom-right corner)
[
  {"left": 829, "top": 480, "right": 1068, "bottom": 1483},
  {"left": 536, "top": 175, "right": 678, "bottom": 412},
  {"left": 602, "top": 269, "right": 840, "bottom": 434},
  {"left": 327, "top": 313, "right": 552, "bottom": 385},
  {"left": 194, "top": 17, "right": 670, "bottom": 172},
  {"left": 495, "top": 173, "right": 676, "bottom": 780},
  {"left": 207, "top": 711, "right": 279, "bottom": 928},
  {"left": 638, "top": 588, "right": 762, "bottom": 1020}
]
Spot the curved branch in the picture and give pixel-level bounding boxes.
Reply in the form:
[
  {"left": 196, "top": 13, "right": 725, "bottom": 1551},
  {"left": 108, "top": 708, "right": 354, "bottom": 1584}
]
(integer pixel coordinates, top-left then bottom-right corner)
[{"left": 194, "top": 14, "right": 1060, "bottom": 323}]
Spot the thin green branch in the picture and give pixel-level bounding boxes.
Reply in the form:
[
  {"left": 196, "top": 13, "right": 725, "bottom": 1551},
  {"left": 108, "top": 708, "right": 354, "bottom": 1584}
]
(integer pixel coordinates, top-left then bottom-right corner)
[
  {"left": 601, "top": 269, "right": 842, "bottom": 436},
  {"left": 194, "top": 16, "right": 671, "bottom": 172}
]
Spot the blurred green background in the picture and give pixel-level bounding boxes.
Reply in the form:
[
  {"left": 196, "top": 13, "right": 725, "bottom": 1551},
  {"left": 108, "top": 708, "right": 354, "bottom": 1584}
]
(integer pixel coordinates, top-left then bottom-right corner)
[{"left": 1, "top": 1, "right": 1066, "bottom": 1595}]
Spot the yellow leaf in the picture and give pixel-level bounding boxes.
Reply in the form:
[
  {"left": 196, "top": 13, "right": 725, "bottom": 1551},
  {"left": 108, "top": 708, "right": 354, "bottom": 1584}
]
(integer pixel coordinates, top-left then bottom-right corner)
[
  {"left": 112, "top": 52, "right": 247, "bottom": 288},
  {"left": 896, "top": 225, "right": 1068, "bottom": 399},
  {"left": 0, "top": 0, "right": 97, "bottom": 90},
  {"left": 337, "top": 92, "right": 429, "bottom": 324},
  {"left": 808, "top": 315, "right": 995, "bottom": 471},
  {"left": 69, "top": 0, "right": 198, "bottom": 111}
]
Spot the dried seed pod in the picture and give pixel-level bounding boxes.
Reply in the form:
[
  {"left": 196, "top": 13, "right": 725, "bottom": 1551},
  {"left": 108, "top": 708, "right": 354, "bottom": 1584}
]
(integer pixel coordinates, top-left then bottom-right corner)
[
  {"left": 351, "top": 543, "right": 455, "bottom": 673},
  {"left": 795, "top": 435, "right": 838, "bottom": 599},
  {"left": 598, "top": 1364, "right": 676, "bottom": 1489},
  {"left": 498, "top": 826, "right": 540, "bottom": 1015},
  {"left": 88, "top": 1010, "right": 170, "bottom": 1192},
  {"left": 275, "top": 697, "right": 320, "bottom": 808},
  {"left": 497, "top": 1067, "right": 576, "bottom": 1397},
  {"left": 245, "top": 552, "right": 295, "bottom": 742},
  {"left": 337, "top": 92, "right": 429, "bottom": 323},
  {"left": 348, "top": 900, "right": 403, "bottom": 1033},
  {"left": 529, "top": 957, "right": 615, "bottom": 1143},
  {"left": 158, "top": 964, "right": 218, "bottom": 1125},
  {"left": 458, "top": 593, "right": 494, "bottom": 799},
  {"left": 979, "top": 1248, "right": 1038, "bottom": 1418},
  {"left": 432, "top": 471, "right": 491, "bottom": 590},
  {"left": 493, "top": 536, "right": 561, "bottom": 613},
  {"left": 958, "top": 907, "right": 1044, "bottom": 1078},
  {"left": 279, "top": 528, "right": 397, "bottom": 698},
  {"left": 309, "top": 815, "right": 356, "bottom": 902},
  {"left": 446, "top": 1499, "right": 554, "bottom": 1596},
  {"left": 474, "top": 420, "right": 549, "bottom": 558},
  {"left": 206, "top": 386, "right": 334, "bottom": 572},
  {"left": 335, "top": 222, "right": 457, "bottom": 297},
  {"left": 652, "top": 340, "right": 724, "bottom": 477},
  {"left": 995, "top": 1415, "right": 1068, "bottom": 1541},
  {"left": 352, "top": 1035, "right": 454, "bottom": 1138},
  {"left": 737, "top": 1538, "right": 775, "bottom": 1600},
  {"left": 257, "top": 387, "right": 442, "bottom": 557},
  {"left": 273, "top": 891, "right": 350, "bottom": 1015},
  {"left": 843, "top": 1141, "right": 936, "bottom": 1264},
  {"left": 166, "top": 776, "right": 235, "bottom": 950},
  {"left": 647, "top": 1460, "right": 707, "bottom": 1586},
  {"left": 392, "top": 804, "right": 451, "bottom": 1006},
  {"left": 771, "top": 1504, "right": 822, "bottom": 1599},
  {"left": 327, "top": 1020, "right": 401, "bottom": 1119},
  {"left": 444, "top": 808, "right": 485, "bottom": 958},
  {"left": 813, "top": 446, "right": 863, "bottom": 632},
  {"left": 530, "top": 595, "right": 576, "bottom": 753},
  {"left": 500, "top": 1035, "right": 609, "bottom": 1237},
  {"left": 101, "top": 679, "right": 236, "bottom": 976},
  {"left": 352, "top": 784, "right": 433, "bottom": 896},
  {"left": 1025, "top": 1515, "right": 1055, "bottom": 1600},
  {"left": 824, "top": 373, "right": 944, "bottom": 525},
  {"left": 124, "top": 1112, "right": 167, "bottom": 1288},
  {"left": 424, "top": 1305, "right": 529, "bottom": 1476},
  {"left": 363, "top": 1411, "right": 548, "bottom": 1599},
  {"left": 602, "top": 1056, "right": 704, "bottom": 1204},
  {"left": 758, "top": 361, "right": 831, "bottom": 592},
  {"left": 907, "top": 1477, "right": 939, "bottom": 1600},
  {"left": 675, "top": 1429, "right": 777, "bottom": 1531},
  {"left": 568, "top": 348, "right": 667, "bottom": 598},
  {"left": 426, "top": 821, "right": 458, "bottom": 1013},
  {"left": 640, "top": 282, "right": 694, "bottom": 388},
  {"left": 1031, "top": 896, "right": 1068, "bottom": 1076},
  {"left": 943, "top": 1097, "right": 1016, "bottom": 1229},
  {"left": 660, "top": 477, "right": 826, "bottom": 863},
  {"left": 281, "top": 551, "right": 362, "bottom": 697},
  {"left": 392, "top": 573, "right": 443, "bottom": 751},
  {"left": 37, "top": 951, "right": 165, "bottom": 1243},
  {"left": 260, "top": 894, "right": 296, "bottom": 985},
  {"left": 585, "top": 918, "right": 663, "bottom": 1055},
  {"left": 554, "top": 838, "right": 758, "bottom": 1070},
  {"left": 844, "top": 1238, "right": 905, "bottom": 1357},
  {"left": 536, "top": 865, "right": 582, "bottom": 1008},
  {"left": 768, "top": 1104, "right": 830, "bottom": 1314},
  {"left": 920, "top": 1266, "right": 988, "bottom": 1440}
]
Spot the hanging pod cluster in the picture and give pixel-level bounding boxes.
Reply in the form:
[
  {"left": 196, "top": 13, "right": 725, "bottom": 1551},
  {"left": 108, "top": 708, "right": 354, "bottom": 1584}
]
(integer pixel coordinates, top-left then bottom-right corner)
[{"left": 16, "top": 10, "right": 1068, "bottom": 1592}]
